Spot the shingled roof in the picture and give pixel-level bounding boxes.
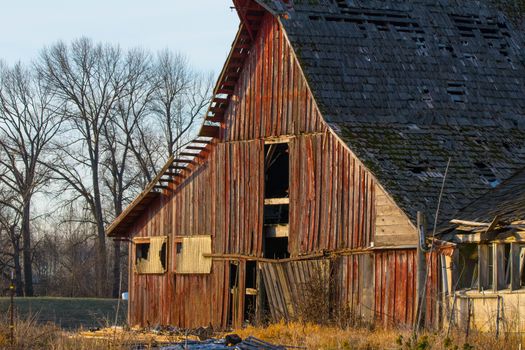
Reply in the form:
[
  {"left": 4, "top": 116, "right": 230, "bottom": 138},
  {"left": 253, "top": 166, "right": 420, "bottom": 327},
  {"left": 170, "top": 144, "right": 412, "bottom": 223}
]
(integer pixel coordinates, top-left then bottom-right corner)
[
  {"left": 256, "top": 0, "right": 525, "bottom": 226},
  {"left": 448, "top": 166, "right": 525, "bottom": 225}
]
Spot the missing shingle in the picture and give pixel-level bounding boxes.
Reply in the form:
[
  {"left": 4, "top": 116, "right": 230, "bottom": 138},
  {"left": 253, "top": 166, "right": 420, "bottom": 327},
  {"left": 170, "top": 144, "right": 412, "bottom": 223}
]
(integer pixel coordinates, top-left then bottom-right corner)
[
  {"left": 463, "top": 53, "right": 478, "bottom": 65},
  {"left": 414, "top": 37, "right": 428, "bottom": 56},
  {"left": 474, "top": 161, "right": 499, "bottom": 185},
  {"left": 439, "top": 43, "right": 457, "bottom": 57},
  {"left": 421, "top": 86, "right": 433, "bottom": 105},
  {"left": 408, "top": 160, "right": 443, "bottom": 178},
  {"left": 335, "top": 0, "right": 349, "bottom": 9},
  {"left": 321, "top": 7, "right": 423, "bottom": 37},
  {"left": 447, "top": 82, "right": 467, "bottom": 103},
  {"left": 450, "top": 14, "right": 511, "bottom": 41}
]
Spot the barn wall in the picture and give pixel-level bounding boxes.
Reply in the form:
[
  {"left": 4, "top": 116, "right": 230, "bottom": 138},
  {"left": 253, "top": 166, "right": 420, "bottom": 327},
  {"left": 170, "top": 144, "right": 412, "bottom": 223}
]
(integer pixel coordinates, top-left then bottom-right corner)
[
  {"left": 126, "top": 14, "right": 427, "bottom": 329},
  {"left": 375, "top": 184, "right": 417, "bottom": 247},
  {"left": 223, "top": 14, "right": 327, "bottom": 141},
  {"left": 374, "top": 250, "right": 441, "bottom": 328},
  {"left": 289, "top": 132, "right": 376, "bottom": 255}
]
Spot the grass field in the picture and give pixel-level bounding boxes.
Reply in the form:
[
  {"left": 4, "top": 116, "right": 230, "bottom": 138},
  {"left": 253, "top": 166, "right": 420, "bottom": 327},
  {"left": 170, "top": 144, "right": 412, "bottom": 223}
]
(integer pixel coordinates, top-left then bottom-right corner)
[{"left": 0, "top": 297, "right": 127, "bottom": 329}]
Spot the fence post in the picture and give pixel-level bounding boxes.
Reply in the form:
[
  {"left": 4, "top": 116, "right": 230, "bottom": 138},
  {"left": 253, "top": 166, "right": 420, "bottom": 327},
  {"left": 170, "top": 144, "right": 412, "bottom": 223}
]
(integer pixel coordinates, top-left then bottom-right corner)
[{"left": 9, "top": 270, "right": 15, "bottom": 348}]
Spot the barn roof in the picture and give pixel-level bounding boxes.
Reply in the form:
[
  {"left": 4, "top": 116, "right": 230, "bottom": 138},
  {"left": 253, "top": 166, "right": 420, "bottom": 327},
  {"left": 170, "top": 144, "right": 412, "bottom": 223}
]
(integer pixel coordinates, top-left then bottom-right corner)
[
  {"left": 256, "top": 0, "right": 525, "bottom": 226},
  {"left": 448, "top": 166, "right": 525, "bottom": 225},
  {"left": 108, "top": 0, "right": 525, "bottom": 237}
]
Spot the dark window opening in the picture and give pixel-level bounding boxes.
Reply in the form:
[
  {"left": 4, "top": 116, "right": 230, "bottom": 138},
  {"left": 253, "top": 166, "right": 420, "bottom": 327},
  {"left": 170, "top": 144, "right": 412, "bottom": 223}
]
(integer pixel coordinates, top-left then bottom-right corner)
[
  {"left": 264, "top": 143, "right": 289, "bottom": 198},
  {"left": 228, "top": 262, "right": 239, "bottom": 327},
  {"left": 456, "top": 244, "right": 479, "bottom": 290},
  {"left": 264, "top": 237, "right": 290, "bottom": 260},
  {"left": 263, "top": 142, "right": 290, "bottom": 259},
  {"left": 264, "top": 204, "right": 289, "bottom": 225},
  {"left": 520, "top": 246, "right": 525, "bottom": 288},
  {"left": 244, "top": 261, "right": 257, "bottom": 324},
  {"left": 160, "top": 242, "right": 167, "bottom": 271},
  {"left": 502, "top": 244, "right": 511, "bottom": 289},
  {"left": 136, "top": 243, "right": 150, "bottom": 264}
]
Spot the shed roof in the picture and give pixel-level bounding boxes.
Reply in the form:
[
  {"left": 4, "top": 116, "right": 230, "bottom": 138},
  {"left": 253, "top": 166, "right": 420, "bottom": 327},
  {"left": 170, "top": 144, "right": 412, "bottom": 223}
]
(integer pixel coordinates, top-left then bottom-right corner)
[
  {"left": 447, "top": 166, "right": 525, "bottom": 225},
  {"left": 258, "top": 0, "right": 525, "bottom": 226}
]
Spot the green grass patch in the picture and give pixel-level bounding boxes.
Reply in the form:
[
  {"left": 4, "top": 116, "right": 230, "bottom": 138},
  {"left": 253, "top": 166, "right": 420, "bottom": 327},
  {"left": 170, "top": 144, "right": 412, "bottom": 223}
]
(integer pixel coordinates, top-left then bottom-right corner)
[{"left": 0, "top": 297, "right": 127, "bottom": 329}]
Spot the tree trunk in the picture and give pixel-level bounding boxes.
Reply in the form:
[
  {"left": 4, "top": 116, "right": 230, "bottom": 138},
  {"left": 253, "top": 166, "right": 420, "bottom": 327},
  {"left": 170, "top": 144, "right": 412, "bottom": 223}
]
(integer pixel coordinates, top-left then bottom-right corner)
[
  {"left": 93, "top": 167, "right": 108, "bottom": 297},
  {"left": 112, "top": 240, "right": 121, "bottom": 298},
  {"left": 13, "top": 243, "right": 24, "bottom": 297},
  {"left": 22, "top": 199, "right": 33, "bottom": 296},
  {"left": 111, "top": 196, "right": 123, "bottom": 298}
]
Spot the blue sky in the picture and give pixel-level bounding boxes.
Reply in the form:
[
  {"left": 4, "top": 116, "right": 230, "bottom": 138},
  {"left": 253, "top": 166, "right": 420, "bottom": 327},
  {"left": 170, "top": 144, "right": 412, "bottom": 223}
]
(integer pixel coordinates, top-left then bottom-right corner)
[{"left": 0, "top": 0, "right": 240, "bottom": 73}]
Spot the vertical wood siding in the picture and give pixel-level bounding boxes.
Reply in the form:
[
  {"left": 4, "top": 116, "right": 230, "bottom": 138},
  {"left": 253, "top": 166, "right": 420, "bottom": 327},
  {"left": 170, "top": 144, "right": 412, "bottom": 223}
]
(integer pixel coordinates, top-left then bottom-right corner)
[
  {"left": 125, "top": 14, "right": 438, "bottom": 330},
  {"left": 289, "top": 132, "right": 376, "bottom": 255},
  {"left": 223, "top": 15, "right": 327, "bottom": 141},
  {"left": 373, "top": 250, "right": 440, "bottom": 328}
]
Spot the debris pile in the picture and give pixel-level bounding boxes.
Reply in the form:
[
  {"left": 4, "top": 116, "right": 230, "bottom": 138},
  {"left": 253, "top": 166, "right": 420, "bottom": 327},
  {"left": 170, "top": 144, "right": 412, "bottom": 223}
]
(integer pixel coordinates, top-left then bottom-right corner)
[
  {"left": 78, "top": 327, "right": 290, "bottom": 349},
  {"left": 155, "top": 335, "right": 286, "bottom": 349}
]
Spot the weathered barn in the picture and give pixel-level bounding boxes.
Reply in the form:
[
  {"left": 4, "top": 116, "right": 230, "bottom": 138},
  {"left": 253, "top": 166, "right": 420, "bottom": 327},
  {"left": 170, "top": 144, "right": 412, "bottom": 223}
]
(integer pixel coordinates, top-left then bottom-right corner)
[{"left": 107, "top": 0, "right": 525, "bottom": 331}]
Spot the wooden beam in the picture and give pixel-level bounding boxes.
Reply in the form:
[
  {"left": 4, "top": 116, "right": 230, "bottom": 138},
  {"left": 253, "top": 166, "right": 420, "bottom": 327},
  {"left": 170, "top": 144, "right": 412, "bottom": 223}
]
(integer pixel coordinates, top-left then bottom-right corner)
[
  {"left": 264, "top": 224, "right": 289, "bottom": 238},
  {"left": 264, "top": 198, "right": 290, "bottom": 205},
  {"left": 106, "top": 155, "right": 174, "bottom": 236},
  {"left": 173, "top": 159, "right": 196, "bottom": 164},
  {"left": 450, "top": 219, "right": 490, "bottom": 227},
  {"left": 199, "top": 125, "right": 220, "bottom": 138},
  {"left": 168, "top": 165, "right": 187, "bottom": 170},
  {"left": 179, "top": 152, "right": 204, "bottom": 158}
]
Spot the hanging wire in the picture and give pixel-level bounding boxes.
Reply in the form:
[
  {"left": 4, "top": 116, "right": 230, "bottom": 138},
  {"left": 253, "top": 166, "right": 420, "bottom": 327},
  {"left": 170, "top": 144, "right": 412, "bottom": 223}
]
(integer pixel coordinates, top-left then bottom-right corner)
[{"left": 415, "top": 157, "right": 451, "bottom": 336}]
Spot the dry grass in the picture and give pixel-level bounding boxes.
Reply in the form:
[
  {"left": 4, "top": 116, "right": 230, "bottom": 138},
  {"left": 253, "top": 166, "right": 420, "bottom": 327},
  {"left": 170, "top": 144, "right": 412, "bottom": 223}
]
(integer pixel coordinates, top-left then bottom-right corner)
[
  {"left": 235, "top": 321, "right": 525, "bottom": 350},
  {"left": 1, "top": 313, "right": 525, "bottom": 349}
]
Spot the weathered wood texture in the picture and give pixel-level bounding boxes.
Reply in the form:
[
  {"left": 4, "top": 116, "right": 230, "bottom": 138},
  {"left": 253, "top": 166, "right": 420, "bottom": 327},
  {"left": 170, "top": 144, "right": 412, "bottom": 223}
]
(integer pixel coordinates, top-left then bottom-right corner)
[
  {"left": 373, "top": 250, "right": 440, "bottom": 328},
  {"left": 374, "top": 184, "right": 417, "bottom": 247},
  {"left": 125, "top": 14, "right": 435, "bottom": 329},
  {"left": 290, "top": 133, "right": 376, "bottom": 254},
  {"left": 223, "top": 14, "right": 327, "bottom": 141}
]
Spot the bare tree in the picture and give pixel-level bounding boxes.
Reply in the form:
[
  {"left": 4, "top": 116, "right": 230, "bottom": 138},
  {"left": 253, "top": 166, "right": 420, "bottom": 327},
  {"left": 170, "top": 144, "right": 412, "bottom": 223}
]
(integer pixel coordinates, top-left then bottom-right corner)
[
  {"left": 0, "top": 188, "right": 24, "bottom": 296},
  {"left": 38, "top": 38, "right": 129, "bottom": 296},
  {"left": 101, "top": 49, "right": 157, "bottom": 297},
  {"left": 151, "top": 50, "right": 214, "bottom": 158},
  {"left": 0, "top": 62, "right": 64, "bottom": 296}
]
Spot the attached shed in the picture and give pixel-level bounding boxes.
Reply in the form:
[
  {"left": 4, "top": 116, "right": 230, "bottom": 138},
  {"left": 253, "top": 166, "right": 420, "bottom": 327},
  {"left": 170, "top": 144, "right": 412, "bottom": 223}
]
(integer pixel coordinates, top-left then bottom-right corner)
[{"left": 107, "top": 0, "right": 525, "bottom": 330}]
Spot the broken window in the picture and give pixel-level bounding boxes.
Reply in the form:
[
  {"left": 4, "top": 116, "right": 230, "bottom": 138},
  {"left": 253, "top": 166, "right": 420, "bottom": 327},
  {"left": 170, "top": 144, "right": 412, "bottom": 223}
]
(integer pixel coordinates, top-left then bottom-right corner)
[
  {"left": 134, "top": 236, "right": 168, "bottom": 274},
  {"left": 263, "top": 142, "right": 290, "bottom": 259},
  {"left": 456, "top": 244, "right": 479, "bottom": 290},
  {"left": 174, "top": 235, "right": 212, "bottom": 274},
  {"left": 455, "top": 242, "right": 525, "bottom": 292},
  {"left": 494, "top": 243, "right": 511, "bottom": 290}
]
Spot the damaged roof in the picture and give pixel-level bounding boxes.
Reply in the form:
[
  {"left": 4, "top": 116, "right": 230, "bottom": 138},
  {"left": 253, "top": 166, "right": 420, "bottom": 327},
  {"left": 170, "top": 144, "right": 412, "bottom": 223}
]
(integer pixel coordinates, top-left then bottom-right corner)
[
  {"left": 447, "top": 166, "right": 525, "bottom": 224},
  {"left": 257, "top": 0, "right": 525, "bottom": 225}
]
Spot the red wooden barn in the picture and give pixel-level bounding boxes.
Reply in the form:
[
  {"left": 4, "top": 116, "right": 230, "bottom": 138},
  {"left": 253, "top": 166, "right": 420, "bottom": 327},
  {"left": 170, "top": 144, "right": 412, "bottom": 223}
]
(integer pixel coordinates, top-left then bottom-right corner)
[{"left": 107, "top": 0, "right": 525, "bottom": 330}]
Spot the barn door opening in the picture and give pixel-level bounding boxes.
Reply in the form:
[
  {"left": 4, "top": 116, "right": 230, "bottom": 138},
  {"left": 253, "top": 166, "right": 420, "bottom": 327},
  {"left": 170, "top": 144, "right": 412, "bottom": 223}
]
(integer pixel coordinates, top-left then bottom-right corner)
[
  {"left": 263, "top": 142, "right": 290, "bottom": 259},
  {"left": 228, "top": 262, "right": 239, "bottom": 327},
  {"left": 244, "top": 261, "right": 257, "bottom": 323}
]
